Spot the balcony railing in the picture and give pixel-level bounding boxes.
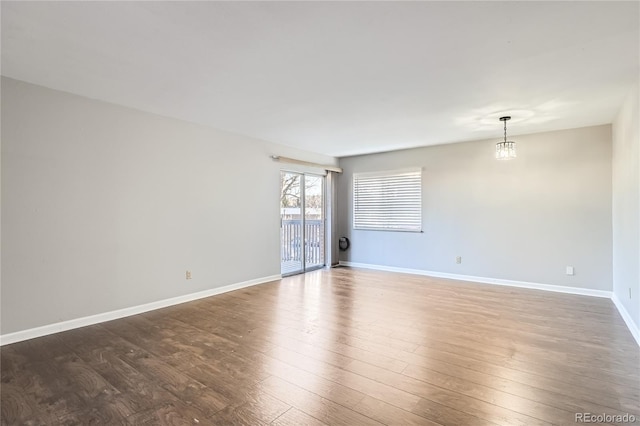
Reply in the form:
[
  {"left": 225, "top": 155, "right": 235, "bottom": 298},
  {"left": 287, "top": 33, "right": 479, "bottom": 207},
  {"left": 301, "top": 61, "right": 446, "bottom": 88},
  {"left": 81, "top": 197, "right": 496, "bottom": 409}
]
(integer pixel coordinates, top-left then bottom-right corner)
[{"left": 281, "top": 219, "right": 324, "bottom": 272}]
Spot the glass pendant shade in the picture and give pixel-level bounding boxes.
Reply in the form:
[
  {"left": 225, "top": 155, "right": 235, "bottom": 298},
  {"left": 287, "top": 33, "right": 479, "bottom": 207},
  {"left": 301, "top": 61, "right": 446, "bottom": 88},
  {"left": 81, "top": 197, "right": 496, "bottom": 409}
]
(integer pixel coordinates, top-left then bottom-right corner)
[{"left": 496, "top": 140, "right": 516, "bottom": 160}]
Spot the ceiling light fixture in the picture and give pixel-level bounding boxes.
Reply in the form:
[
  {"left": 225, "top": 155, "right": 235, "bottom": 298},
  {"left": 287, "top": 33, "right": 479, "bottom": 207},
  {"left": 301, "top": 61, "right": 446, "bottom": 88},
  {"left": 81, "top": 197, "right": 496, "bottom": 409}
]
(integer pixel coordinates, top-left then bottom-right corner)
[{"left": 496, "top": 116, "right": 516, "bottom": 160}]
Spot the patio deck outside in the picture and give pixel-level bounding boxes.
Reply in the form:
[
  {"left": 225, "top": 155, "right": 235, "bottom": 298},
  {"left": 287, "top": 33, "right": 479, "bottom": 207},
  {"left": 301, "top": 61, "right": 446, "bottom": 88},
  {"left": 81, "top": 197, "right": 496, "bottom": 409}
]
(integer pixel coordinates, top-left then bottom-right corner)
[{"left": 281, "top": 218, "right": 324, "bottom": 275}]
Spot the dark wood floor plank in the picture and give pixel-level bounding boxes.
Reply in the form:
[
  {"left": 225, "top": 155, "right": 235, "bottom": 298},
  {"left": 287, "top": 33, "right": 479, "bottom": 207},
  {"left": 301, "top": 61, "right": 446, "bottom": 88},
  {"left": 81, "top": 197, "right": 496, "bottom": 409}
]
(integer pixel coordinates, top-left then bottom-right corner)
[
  {"left": 1, "top": 267, "right": 638, "bottom": 425},
  {"left": 206, "top": 404, "right": 268, "bottom": 426},
  {"left": 352, "top": 395, "right": 444, "bottom": 426},
  {"left": 264, "top": 344, "right": 422, "bottom": 412},
  {"left": 122, "top": 355, "right": 229, "bottom": 418},
  {"left": 205, "top": 386, "right": 290, "bottom": 425},
  {"left": 125, "top": 400, "right": 207, "bottom": 425},
  {"left": 0, "top": 382, "right": 42, "bottom": 425},
  {"left": 399, "top": 341, "right": 640, "bottom": 413},
  {"left": 354, "top": 306, "right": 640, "bottom": 372},
  {"left": 346, "top": 359, "right": 573, "bottom": 425},
  {"left": 257, "top": 375, "right": 384, "bottom": 426},
  {"left": 402, "top": 360, "right": 639, "bottom": 418},
  {"left": 260, "top": 354, "right": 367, "bottom": 408},
  {"left": 272, "top": 407, "right": 329, "bottom": 426}
]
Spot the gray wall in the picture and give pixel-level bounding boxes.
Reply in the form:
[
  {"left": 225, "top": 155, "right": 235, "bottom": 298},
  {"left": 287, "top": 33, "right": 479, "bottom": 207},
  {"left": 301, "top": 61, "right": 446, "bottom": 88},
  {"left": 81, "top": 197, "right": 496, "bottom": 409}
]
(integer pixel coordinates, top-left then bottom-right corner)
[
  {"left": 1, "top": 77, "right": 337, "bottom": 335},
  {"left": 337, "top": 125, "right": 613, "bottom": 291},
  {"left": 612, "top": 82, "right": 640, "bottom": 329}
]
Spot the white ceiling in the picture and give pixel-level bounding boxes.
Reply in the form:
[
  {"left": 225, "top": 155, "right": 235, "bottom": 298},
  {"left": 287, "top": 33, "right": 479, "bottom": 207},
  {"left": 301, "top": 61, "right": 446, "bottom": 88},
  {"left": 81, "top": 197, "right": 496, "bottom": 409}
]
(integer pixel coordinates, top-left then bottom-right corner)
[{"left": 2, "top": 1, "right": 638, "bottom": 157}]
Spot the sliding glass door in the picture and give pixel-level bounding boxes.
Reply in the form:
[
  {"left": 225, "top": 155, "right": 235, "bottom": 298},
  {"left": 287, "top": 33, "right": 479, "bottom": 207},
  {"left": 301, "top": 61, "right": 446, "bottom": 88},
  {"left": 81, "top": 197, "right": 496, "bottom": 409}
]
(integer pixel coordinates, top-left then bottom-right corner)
[
  {"left": 304, "top": 174, "right": 325, "bottom": 270},
  {"left": 280, "top": 172, "right": 325, "bottom": 276},
  {"left": 281, "top": 172, "right": 303, "bottom": 275}
]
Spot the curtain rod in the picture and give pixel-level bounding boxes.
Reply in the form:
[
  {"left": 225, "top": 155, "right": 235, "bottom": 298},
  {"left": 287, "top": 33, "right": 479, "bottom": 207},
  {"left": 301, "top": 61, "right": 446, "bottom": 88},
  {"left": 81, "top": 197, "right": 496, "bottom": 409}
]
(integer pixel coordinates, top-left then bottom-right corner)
[{"left": 270, "top": 155, "right": 343, "bottom": 173}]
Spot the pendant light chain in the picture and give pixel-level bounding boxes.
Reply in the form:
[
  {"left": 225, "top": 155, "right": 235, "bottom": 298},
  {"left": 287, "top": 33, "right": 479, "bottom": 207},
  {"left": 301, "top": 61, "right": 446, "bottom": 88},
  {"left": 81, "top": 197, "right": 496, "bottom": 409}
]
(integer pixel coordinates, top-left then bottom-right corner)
[{"left": 504, "top": 119, "right": 508, "bottom": 143}]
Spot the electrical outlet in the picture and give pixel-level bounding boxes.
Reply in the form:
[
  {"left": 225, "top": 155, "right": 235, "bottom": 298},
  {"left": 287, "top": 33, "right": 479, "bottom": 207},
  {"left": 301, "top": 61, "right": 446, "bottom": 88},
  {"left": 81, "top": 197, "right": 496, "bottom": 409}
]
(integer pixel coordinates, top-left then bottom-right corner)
[
  {"left": 565, "top": 266, "right": 574, "bottom": 276},
  {"left": 186, "top": 270, "right": 192, "bottom": 280},
  {"left": 455, "top": 256, "right": 462, "bottom": 264}
]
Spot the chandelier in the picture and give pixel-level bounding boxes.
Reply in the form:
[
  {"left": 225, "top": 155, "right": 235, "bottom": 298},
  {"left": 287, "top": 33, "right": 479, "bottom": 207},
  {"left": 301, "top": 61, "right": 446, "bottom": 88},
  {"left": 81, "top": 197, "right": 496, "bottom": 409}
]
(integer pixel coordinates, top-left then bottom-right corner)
[{"left": 496, "top": 116, "right": 516, "bottom": 160}]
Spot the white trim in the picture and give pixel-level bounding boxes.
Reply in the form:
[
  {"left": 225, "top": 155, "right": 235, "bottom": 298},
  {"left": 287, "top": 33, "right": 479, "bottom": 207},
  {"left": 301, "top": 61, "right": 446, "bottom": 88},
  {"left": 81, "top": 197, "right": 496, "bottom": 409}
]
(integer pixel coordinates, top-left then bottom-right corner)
[
  {"left": 612, "top": 293, "right": 640, "bottom": 347},
  {"left": 0, "top": 274, "right": 281, "bottom": 346},
  {"left": 339, "top": 261, "right": 612, "bottom": 298}
]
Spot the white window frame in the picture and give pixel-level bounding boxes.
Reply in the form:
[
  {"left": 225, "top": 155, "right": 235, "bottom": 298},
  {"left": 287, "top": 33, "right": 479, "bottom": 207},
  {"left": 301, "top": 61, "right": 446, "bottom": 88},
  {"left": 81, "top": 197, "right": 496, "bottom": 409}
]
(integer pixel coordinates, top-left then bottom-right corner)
[{"left": 352, "top": 168, "right": 422, "bottom": 232}]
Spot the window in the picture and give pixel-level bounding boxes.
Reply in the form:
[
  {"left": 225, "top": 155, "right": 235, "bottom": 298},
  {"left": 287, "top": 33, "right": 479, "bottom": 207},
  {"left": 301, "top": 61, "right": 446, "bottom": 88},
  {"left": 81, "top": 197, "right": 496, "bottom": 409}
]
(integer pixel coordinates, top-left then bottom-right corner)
[{"left": 353, "top": 168, "right": 422, "bottom": 232}]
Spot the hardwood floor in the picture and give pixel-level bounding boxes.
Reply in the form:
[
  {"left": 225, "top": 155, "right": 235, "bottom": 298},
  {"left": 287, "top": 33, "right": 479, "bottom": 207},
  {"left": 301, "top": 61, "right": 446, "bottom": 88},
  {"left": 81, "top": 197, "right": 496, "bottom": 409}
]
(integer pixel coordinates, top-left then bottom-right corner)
[{"left": 2, "top": 267, "right": 639, "bottom": 425}]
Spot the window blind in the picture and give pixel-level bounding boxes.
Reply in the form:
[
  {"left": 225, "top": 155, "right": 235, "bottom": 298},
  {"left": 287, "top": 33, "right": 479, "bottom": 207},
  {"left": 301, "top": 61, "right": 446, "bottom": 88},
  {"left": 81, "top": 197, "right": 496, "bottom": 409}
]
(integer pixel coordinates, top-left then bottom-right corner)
[{"left": 353, "top": 168, "right": 422, "bottom": 232}]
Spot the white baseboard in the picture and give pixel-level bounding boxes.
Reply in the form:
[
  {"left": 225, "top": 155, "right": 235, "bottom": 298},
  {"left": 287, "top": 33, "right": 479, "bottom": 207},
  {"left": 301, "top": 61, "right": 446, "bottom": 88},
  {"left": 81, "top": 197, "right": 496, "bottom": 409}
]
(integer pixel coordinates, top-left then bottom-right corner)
[
  {"left": 339, "top": 261, "right": 612, "bottom": 298},
  {"left": 611, "top": 293, "right": 640, "bottom": 346},
  {"left": 0, "top": 274, "right": 281, "bottom": 346}
]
